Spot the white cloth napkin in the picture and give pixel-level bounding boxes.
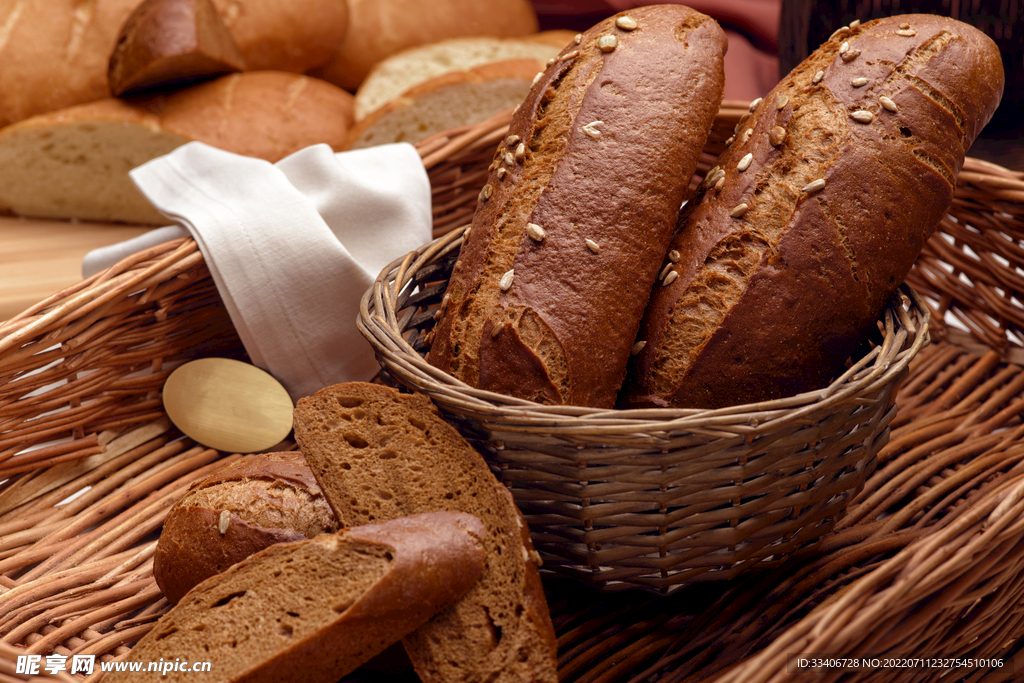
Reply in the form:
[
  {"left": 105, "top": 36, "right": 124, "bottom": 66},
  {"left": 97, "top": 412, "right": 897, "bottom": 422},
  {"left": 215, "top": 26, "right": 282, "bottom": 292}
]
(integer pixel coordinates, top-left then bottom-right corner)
[{"left": 83, "top": 141, "right": 432, "bottom": 401}]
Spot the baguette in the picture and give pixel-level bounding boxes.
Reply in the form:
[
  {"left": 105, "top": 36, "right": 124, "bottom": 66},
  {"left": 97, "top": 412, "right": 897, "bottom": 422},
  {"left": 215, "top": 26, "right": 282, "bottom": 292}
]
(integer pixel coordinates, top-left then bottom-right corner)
[
  {"left": 102, "top": 512, "right": 486, "bottom": 683},
  {"left": 292, "top": 382, "right": 558, "bottom": 683},
  {"left": 624, "top": 14, "right": 1004, "bottom": 409},
  {"left": 425, "top": 5, "right": 727, "bottom": 407},
  {"left": 154, "top": 452, "right": 338, "bottom": 605}
]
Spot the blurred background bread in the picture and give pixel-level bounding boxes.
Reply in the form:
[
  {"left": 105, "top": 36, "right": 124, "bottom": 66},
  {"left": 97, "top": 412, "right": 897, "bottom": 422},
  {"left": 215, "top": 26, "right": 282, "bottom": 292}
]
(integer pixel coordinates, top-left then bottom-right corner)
[
  {"left": 107, "top": 0, "right": 247, "bottom": 96},
  {"left": 0, "top": 0, "right": 349, "bottom": 128},
  {"left": 311, "top": 0, "right": 539, "bottom": 91},
  {"left": 0, "top": 71, "right": 355, "bottom": 224}
]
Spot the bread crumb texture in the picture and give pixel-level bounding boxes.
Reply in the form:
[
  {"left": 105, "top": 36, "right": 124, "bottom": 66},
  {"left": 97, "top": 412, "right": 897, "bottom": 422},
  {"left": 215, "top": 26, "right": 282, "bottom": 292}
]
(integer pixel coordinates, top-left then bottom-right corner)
[{"left": 293, "top": 383, "right": 557, "bottom": 683}]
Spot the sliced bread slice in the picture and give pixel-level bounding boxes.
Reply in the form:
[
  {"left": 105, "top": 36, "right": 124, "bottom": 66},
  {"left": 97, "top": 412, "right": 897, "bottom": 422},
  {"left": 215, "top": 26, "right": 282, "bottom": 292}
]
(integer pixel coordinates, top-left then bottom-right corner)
[
  {"left": 0, "top": 71, "right": 354, "bottom": 224},
  {"left": 103, "top": 512, "right": 485, "bottom": 683},
  {"left": 354, "top": 32, "right": 574, "bottom": 120},
  {"left": 346, "top": 59, "right": 541, "bottom": 150},
  {"left": 292, "top": 382, "right": 558, "bottom": 683}
]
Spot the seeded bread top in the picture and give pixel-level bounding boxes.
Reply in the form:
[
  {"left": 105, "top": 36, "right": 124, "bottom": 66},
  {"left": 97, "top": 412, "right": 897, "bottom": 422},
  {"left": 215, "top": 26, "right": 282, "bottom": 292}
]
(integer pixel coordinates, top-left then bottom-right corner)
[{"left": 625, "top": 14, "right": 1004, "bottom": 409}]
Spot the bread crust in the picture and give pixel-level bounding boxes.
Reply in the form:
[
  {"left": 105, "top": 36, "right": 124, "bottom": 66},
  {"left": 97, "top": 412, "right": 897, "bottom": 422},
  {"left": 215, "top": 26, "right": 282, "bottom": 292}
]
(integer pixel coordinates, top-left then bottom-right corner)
[
  {"left": 153, "top": 452, "right": 338, "bottom": 605},
  {"left": 624, "top": 14, "right": 1004, "bottom": 409},
  {"left": 426, "top": 5, "right": 727, "bottom": 408}
]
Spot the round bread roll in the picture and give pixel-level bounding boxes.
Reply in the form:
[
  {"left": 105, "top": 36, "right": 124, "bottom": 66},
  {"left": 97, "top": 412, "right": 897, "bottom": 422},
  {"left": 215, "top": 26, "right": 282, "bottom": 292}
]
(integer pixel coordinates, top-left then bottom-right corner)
[
  {"left": 311, "top": 0, "right": 539, "bottom": 91},
  {"left": 154, "top": 451, "right": 339, "bottom": 605}
]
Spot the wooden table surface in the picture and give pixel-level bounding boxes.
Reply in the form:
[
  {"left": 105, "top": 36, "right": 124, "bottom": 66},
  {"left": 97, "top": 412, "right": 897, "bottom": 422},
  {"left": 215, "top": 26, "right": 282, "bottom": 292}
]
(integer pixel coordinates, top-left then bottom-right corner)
[{"left": 0, "top": 216, "right": 151, "bottom": 322}]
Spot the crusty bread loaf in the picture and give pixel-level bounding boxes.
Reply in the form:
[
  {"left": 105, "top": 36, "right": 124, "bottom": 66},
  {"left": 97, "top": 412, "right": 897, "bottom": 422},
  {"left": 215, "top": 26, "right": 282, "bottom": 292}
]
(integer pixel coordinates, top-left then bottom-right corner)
[
  {"left": 103, "top": 512, "right": 486, "bottom": 683},
  {"left": 425, "top": 6, "right": 727, "bottom": 408},
  {"left": 292, "top": 382, "right": 557, "bottom": 683},
  {"left": 347, "top": 59, "right": 544, "bottom": 149},
  {"left": 312, "top": 0, "right": 539, "bottom": 91},
  {"left": 108, "top": 0, "right": 246, "bottom": 96},
  {"left": 0, "top": 71, "right": 354, "bottom": 224},
  {"left": 623, "top": 14, "right": 1005, "bottom": 410},
  {"left": 0, "top": 0, "right": 347, "bottom": 128},
  {"left": 354, "top": 32, "right": 574, "bottom": 120},
  {"left": 154, "top": 452, "right": 338, "bottom": 605}
]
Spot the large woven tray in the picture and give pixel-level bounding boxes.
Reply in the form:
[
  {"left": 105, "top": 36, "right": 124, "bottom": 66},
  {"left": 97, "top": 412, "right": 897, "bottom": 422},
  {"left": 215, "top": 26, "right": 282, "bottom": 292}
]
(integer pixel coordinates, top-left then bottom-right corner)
[{"left": 2, "top": 103, "right": 1024, "bottom": 681}]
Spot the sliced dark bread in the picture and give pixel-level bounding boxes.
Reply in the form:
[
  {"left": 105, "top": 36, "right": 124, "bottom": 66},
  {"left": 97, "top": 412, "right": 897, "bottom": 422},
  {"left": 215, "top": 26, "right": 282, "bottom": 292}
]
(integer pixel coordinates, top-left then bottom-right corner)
[
  {"left": 102, "top": 512, "right": 485, "bottom": 683},
  {"left": 293, "top": 382, "right": 557, "bottom": 683}
]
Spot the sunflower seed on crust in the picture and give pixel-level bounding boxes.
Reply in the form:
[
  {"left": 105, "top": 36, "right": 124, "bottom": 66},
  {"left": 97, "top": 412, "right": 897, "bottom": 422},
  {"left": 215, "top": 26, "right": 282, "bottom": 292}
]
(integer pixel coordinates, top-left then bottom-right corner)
[
  {"left": 714, "top": 177, "right": 725, "bottom": 191},
  {"left": 504, "top": 152, "right": 515, "bottom": 165},
  {"left": 574, "top": 33, "right": 582, "bottom": 44},
  {"left": 741, "top": 128, "right": 753, "bottom": 144},
  {"left": 526, "top": 223, "right": 546, "bottom": 241},
  {"left": 615, "top": 15, "right": 637, "bottom": 30},
  {"left": 769, "top": 126, "right": 786, "bottom": 146},
  {"left": 659, "top": 262, "right": 673, "bottom": 280},
  {"left": 812, "top": 70, "right": 825, "bottom": 84},
  {"left": 491, "top": 323, "right": 503, "bottom": 338},
  {"left": 730, "top": 203, "right": 749, "bottom": 218},
  {"left": 585, "top": 239, "right": 600, "bottom": 253},
  {"left": 839, "top": 41, "right": 849, "bottom": 54},
  {"left": 561, "top": 50, "right": 580, "bottom": 61},
  {"left": 879, "top": 96, "right": 898, "bottom": 112},
  {"left": 631, "top": 341, "right": 646, "bottom": 355},
  {"left": 218, "top": 510, "right": 230, "bottom": 534},
  {"left": 597, "top": 34, "right": 618, "bottom": 52},
  {"left": 852, "top": 77, "right": 868, "bottom": 87},
  {"left": 515, "top": 143, "right": 525, "bottom": 161},
  {"left": 532, "top": 72, "right": 543, "bottom": 86},
  {"left": 662, "top": 270, "right": 679, "bottom": 286},
  {"left": 667, "top": 250, "right": 681, "bottom": 263},
  {"left": 775, "top": 95, "right": 789, "bottom": 109},
  {"left": 749, "top": 97, "right": 762, "bottom": 112},
  {"left": 802, "top": 178, "right": 826, "bottom": 193},
  {"left": 499, "top": 269, "right": 515, "bottom": 291},
  {"left": 506, "top": 134, "right": 520, "bottom": 146},
  {"left": 737, "top": 153, "right": 753, "bottom": 171},
  {"left": 849, "top": 19, "right": 860, "bottom": 28},
  {"left": 841, "top": 48, "right": 861, "bottom": 62},
  {"left": 896, "top": 28, "right": 917, "bottom": 36},
  {"left": 581, "top": 121, "right": 603, "bottom": 139},
  {"left": 479, "top": 184, "right": 493, "bottom": 200},
  {"left": 725, "top": 135, "right": 735, "bottom": 145},
  {"left": 850, "top": 110, "right": 875, "bottom": 123},
  {"left": 497, "top": 168, "right": 507, "bottom": 180}
]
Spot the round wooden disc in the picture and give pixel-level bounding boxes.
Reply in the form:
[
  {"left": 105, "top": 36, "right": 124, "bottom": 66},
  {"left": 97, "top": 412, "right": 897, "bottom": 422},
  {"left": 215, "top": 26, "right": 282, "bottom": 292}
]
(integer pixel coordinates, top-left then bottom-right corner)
[{"left": 162, "top": 358, "right": 293, "bottom": 453}]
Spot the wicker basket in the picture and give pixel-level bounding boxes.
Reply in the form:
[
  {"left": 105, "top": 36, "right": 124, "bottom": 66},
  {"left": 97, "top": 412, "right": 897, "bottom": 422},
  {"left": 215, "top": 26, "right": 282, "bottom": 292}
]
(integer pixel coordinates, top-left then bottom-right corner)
[
  {"left": 1, "top": 102, "right": 1023, "bottom": 681},
  {"left": 360, "top": 225, "right": 928, "bottom": 593}
]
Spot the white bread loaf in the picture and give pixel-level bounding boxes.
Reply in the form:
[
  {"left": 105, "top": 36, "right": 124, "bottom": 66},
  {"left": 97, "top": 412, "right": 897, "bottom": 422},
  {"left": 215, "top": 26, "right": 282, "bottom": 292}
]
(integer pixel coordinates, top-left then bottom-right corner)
[
  {"left": 354, "top": 32, "right": 575, "bottom": 120},
  {"left": 0, "top": 72, "right": 354, "bottom": 224},
  {"left": 0, "top": 0, "right": 348, "bottom": 128},
  {"left": 347, "top": 59, "right": 542, "bottom": 150},
  {"left": 312, "top": 0, "right": 540, "bottom": 92}
]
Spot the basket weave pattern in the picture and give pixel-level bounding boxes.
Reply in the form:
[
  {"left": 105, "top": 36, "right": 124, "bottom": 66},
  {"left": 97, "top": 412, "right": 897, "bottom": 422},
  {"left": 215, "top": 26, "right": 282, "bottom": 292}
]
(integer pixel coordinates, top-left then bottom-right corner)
[
  {"left": 0, "top": 104, "right": 1022, "bottom": 680},
  {"left": 360, "top": 228, "right": 928, "bottom": 591}
]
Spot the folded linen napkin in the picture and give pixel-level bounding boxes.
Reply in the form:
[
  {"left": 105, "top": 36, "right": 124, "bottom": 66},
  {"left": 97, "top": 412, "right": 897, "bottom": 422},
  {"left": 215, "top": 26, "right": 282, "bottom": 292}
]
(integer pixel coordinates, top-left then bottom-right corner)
[{"left": 83, "top": 141, "right": 432, "bottom": 401}]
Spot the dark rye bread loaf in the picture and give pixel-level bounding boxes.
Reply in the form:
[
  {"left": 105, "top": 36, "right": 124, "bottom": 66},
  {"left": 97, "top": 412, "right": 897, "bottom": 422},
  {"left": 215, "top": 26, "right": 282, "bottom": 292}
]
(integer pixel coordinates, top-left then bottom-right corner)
[
  {"left": 623, "top": 14, "right": 1004, "bottom": 409},
  {"left": 102, "top": 513, "right": 485, "bottom": 683},
  {"left": 154, "top": 452, "right": 338, "bottom": 605},
  {"left": 292, "top": 382, "right": 557, "bottom": 683},
  {"left": 425, "top": 5, "right": 726, "bottom": 408}
]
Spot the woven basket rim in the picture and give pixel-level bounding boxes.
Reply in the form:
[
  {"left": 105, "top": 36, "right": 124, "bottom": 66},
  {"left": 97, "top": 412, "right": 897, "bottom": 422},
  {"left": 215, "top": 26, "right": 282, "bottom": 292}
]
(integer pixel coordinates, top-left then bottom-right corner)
[{"left": 358, "top": 225, "right": 932, "bottom": 436}]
